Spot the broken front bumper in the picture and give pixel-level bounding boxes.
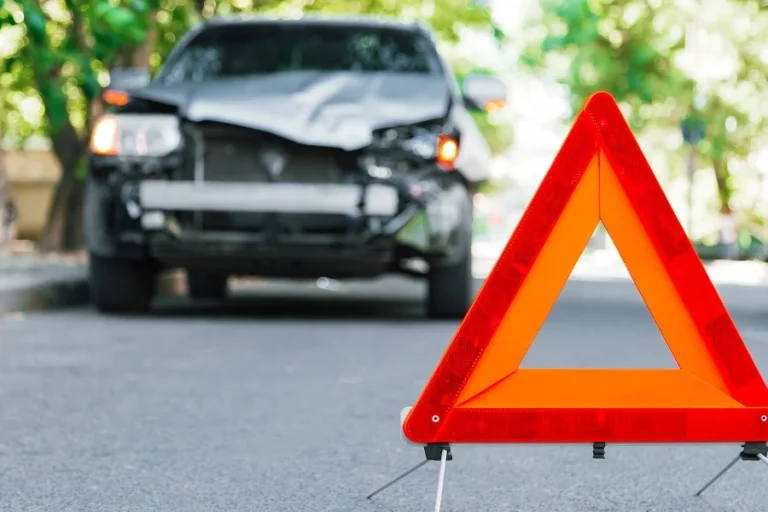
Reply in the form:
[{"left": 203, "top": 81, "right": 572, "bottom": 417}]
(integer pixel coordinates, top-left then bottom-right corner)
[
  {"left": 138, "top": 181, "right": 401, "bottom": 217},
  {"left": 103, "top": 177, "right": 463, "bottom": 277}
]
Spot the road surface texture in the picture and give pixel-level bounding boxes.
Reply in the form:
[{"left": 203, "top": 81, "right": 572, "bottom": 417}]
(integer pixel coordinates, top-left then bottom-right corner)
[{"left": 2, "top": 276, "right": 768, "bottom": 512}]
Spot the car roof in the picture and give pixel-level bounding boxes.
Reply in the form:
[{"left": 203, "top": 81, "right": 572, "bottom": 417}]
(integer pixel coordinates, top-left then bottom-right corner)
[{"left": 204, "top": 13, "right": 432, "bottom": 34}]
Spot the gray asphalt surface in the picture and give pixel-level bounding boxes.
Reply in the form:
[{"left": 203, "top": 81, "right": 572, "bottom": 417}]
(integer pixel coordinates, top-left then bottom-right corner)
[{"left": 2, "top": 276, "right": 768, "bottom": 511}]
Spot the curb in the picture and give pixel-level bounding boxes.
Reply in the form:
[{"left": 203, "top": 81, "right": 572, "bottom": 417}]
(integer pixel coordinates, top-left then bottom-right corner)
[
  {"left": 0, "top": 268, "right": 220, "bottom": 315},
  {"left": 0, "top": 276, "right": 90, "bottom": 314}
]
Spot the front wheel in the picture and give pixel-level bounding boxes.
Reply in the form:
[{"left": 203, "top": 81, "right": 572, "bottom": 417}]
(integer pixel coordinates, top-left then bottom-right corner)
[
  {"left": 426, "top": 189, "right": 474, "bottom": 320},
  {"left": 426, "top": 245, "right": 473, "bottom": 320},
  {"left": 89, "top": 254, "right": 157, "bottom": 314}
]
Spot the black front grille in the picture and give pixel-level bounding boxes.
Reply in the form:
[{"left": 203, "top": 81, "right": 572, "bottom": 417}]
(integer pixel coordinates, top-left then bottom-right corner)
[
  {"left": 194, "top": 123, "right": 347, "bottom": 184},
  {"left": 174, "top": 122, "right": 365, "bottom": 234}
]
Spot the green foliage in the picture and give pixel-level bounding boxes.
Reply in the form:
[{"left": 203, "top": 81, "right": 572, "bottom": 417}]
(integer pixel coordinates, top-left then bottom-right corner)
[
  {"left": 1, "top": 0, "right": 159, "bottom": 139},
  {"left": 470, "top": 110, "right": 514, "bottom": 155},
  {"left": 452, "top": 59, "right": 515, "bottom": 154},
  {"left": 300, "top": 0, "right": 492, "bottom": 42},
  {"left": 2, "top": 0, "right": 502, "bottom": 141},
  {"left": 521, "top": 0, "right": 693, "bottom": 128},
  {"left": 520, "top": 0, "right": 768, "bottom": 215}
]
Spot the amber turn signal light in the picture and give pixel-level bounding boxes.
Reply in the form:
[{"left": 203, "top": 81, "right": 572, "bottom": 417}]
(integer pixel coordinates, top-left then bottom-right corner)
[
  {"left": 484, "top": 99, "right": 507, "bottom": 113},
  {"left": 102, "top": 89, "right": 130, "bottom": 107},
  {"left": 437, "top": 134, "right": 459, "bottom": 171}
]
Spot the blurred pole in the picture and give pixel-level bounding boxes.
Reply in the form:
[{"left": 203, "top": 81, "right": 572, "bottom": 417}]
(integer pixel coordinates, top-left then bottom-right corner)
[
  {"left": 686, "top": 146, "right": 696, "bottom": 236},
  {"left": 683, "top": 11, "right": 699, "bottom": 241},
  {"left": 719, "top": 210, "right": 739, "bottom": 260},
  {"left": 682, "top": 2, "right": 707, "bottom": 244},
  {"left": 680, "top": 118, "right": 704, "bottom": 238}
]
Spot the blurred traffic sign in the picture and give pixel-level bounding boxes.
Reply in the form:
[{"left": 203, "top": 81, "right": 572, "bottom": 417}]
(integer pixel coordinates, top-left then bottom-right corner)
[
  {"left": 681, "top": 116, "right": 706, "bottom": 145},
  {"left": 368, "top": 92, "right": 768, "bottom": 511}
]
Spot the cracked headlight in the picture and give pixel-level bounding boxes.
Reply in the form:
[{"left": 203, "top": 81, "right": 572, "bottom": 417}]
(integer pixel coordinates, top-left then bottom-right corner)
[
  {"left": 401, "top": 130, "right": 439, "bottom": 160},
  {"left": 371, "top": 124, "right": 442, "bottom": 156},
  {"left": 361, "top": 122, "right": 459, "bottom": 175},
  {"left": 90, "top": 114, "right": 182, "bottom": 158}
]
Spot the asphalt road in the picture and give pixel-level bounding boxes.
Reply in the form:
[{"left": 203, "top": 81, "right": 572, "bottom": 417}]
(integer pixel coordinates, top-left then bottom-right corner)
[{"left": 2, "top": 276, "right": 768, "bottom": 511}]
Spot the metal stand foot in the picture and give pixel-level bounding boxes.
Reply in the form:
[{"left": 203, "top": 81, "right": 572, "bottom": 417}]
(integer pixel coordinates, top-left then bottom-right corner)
[
  {"left": 366, "top": 459, "right": 429, "bottom": 499},
  {"left": 366, "top": 443, "right": 452, "bottom": 501},
  {"left": 695, "top": 442, "right": 768, "bottom": 496}
]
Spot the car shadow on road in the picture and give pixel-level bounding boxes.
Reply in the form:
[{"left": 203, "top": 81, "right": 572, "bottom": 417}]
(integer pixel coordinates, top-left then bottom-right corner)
[
  {"left": 144, "top": 277, "right": 485, "bottom": 323},
  {"left": 150, "top": 295, "right": 426, "bottom": 321}
]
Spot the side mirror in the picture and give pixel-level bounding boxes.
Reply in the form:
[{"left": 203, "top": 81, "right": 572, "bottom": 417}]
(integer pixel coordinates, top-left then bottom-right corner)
[
  {"left": 103, "top": 67, "right": 151, "bottom": 106},
  {"left": 462, "top": 73, "right": 508, "bottom": 113},
  {"left": 108, "top": 67, "right": 151, "bottom": 90}
]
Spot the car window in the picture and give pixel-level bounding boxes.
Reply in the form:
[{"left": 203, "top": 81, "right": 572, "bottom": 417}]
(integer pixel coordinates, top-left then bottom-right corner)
[{"left": 159, "top": 24, "right": 443, "bottom": 85}]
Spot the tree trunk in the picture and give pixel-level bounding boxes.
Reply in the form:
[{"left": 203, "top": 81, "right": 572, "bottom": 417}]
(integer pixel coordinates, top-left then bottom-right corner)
[
  {"left": 37, "top": 122, "right": 84, "bottom": 252},
  {"left": 712, "top": 158, "right": 732, "bottom": 214},
  {"left": 0, "top": 130, "right": 18, "bottom": 254}
]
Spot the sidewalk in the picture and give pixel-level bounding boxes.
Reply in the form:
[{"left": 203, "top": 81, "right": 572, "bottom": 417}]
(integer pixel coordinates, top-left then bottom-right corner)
[
  {"left": 474, "top": 240, "right": 768, "bottom": 285},
  {"left": 566, "top": 250, "right": 768, "bottom": 286},
  {"left": 0, "top": 252, "right": 89, "bottom": 314}
]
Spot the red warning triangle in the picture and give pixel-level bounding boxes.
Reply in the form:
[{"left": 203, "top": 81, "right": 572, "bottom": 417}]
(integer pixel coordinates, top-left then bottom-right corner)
[{"left": 404, "top": 92, "right": 768, "bottom": 444}]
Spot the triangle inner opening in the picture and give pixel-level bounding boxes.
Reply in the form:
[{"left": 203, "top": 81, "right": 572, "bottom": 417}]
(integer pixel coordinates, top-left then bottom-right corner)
[{"left": 519, "top": 223, "right": 677, "bottom": 370}]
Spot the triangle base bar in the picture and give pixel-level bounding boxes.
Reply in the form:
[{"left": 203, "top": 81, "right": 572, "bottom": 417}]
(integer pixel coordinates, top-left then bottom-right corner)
[{"left": 411, "top": 408, "right": 768, "bottom": 444}]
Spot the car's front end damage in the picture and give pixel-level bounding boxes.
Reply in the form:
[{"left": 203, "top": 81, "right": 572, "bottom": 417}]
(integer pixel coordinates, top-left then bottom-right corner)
[
  {"left": 86, "top": 98, "right": 475, "bottom": 281},
  {"left": 84, "top": 17, "right": 509, "bottom": 318}
]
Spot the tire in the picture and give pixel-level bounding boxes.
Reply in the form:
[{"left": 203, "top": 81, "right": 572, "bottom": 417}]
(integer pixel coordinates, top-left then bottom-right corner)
[
  {"left": 89, "top": 254, "right": 156, "bottom": 314},
  {"left": 186, "top": 271, "right": 228, "bottom": 300},
  {"left": 426, "top": 245, "right": 473, "bottom": 319},
  {"left": 426, "top": 190, "right": 474, "bottom": 320}
]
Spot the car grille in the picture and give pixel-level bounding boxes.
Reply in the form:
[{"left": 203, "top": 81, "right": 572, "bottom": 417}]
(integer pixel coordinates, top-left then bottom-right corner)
[
  {"left": 194, "top": 123, "right": 346, "bottom": 184},
  {"left": 176, "top": 122, "right": 358, "bottom": 234}
]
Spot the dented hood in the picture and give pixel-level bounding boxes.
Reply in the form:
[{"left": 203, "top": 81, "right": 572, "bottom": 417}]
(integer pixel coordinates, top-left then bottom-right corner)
[{"left": 129, "top": 71, "right": 452, "bottom": 150}]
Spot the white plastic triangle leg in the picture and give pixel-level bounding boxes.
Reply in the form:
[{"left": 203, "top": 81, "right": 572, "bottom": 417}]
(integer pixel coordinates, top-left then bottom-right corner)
[{"left": 434, "top": 448, "right": 448, "bottom": 512}]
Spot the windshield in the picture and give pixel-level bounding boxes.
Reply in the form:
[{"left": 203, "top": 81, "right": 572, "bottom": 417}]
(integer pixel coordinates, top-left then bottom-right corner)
[{"left": 158, "top": 23, "right": 444, "bottom": 85}]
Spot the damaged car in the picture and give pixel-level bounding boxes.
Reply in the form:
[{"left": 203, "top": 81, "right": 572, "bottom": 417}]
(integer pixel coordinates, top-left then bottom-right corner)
[{"left": 85, "top": 15, "right": 508, "bottom": 319}]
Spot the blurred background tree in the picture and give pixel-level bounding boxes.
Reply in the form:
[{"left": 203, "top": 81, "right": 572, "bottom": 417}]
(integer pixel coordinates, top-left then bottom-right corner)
[
  {"left": 10, "top": 0, "right": 768, "bottom": 255},
  {"left": 0, "top": 0, "right": 505, "bottom": 251},
  {"left": 1, "top": 0, "right": 161, "bottom": 250},
  {"left": 519, "top": 0, "right": 768, "bottom": 254},
  {"left": 451, "top": 58, "right": 515, "bottom": 155}
]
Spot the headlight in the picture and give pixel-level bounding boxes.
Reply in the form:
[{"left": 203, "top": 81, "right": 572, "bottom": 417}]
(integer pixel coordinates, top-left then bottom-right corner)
[
  {"left": 401, "top": 130, "right": 439, "bottom": 160},
  {"left": 362, "top": 122, "right": 459, "bottom": 174},
  {"left": 372, "top": 124, "right": 442, "bottom": 153},
  {"left": 90, "top": 114, "right": 182, "bottom": 158}
]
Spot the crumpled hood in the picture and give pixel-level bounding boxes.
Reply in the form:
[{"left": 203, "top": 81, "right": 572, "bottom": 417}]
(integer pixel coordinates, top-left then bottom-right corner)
[{"left": 129, "top": 71, "right": 452, "bottom": 150}]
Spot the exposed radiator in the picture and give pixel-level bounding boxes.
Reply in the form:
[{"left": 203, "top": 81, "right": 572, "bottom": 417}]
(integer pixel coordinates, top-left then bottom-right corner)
[{"left": 195, "top": 123, "right": 346, "bottom": 184}]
